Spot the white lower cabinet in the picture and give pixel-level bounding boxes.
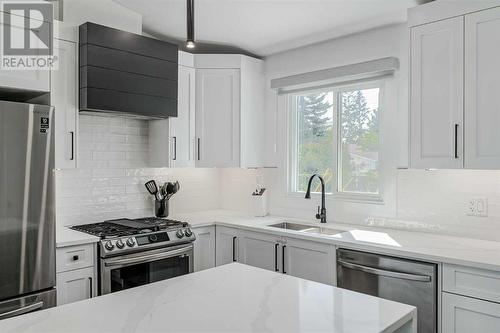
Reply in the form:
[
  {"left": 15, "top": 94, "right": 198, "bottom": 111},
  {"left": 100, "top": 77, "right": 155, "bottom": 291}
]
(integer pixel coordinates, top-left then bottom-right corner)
[
  {"left": 56, "top": 267, "right": 95, "bottom": 306},
  {"left": 283, "top": 237, "right": 335, "bottom": 285},
  {"left": 193, "top": 226, "right": 216, "bottom": 272},
  {"left": 240, "top": 231, "right": 281, "bottom": 272},
  {"left": 215, "top": 226, "right": 241, "bottom": 266},
  {"left": 239, "top": 230, "right": 335, "bottom": 285},
  {"left": 442, "top": 292, "right": 500, "bottom": 333},
  {"left": 56, "top": 244, "right": 97, "bottom": 306}
]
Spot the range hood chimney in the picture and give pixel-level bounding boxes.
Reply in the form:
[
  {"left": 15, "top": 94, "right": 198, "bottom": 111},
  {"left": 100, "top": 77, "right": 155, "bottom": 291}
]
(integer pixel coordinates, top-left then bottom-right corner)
[{"left": 79, "top": 22, "right": 179, "bottom": 118}]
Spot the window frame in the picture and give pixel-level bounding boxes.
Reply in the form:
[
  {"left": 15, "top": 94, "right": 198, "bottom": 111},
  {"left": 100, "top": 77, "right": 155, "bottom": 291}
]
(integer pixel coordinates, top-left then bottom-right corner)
[{"left": 286, "top": 80, "right": 385, "bottom": 204}]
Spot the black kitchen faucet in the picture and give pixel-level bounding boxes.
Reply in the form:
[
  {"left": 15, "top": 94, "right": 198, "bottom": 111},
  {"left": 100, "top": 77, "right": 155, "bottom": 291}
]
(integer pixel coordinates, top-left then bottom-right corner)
[{"left": 304, "top": 174, "right": 327, "bottom": 223}]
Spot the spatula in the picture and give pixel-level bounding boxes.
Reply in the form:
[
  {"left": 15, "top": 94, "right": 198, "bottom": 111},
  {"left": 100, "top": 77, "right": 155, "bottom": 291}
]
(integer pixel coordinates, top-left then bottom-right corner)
[{"left": 145, "top": 180, "right": 161, "bottom": 201}]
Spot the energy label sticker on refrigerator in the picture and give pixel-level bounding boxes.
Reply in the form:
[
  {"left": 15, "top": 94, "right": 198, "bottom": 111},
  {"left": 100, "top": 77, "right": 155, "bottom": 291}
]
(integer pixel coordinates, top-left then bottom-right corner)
[{"left": 40, "top": 117, "right": 49, "bottom": 133}]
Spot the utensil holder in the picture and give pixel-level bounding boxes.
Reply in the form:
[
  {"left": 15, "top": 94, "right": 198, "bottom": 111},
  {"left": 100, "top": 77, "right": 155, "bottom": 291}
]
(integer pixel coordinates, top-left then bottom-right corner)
[
  {"left": 252, "top": 189, "right": 268, "bottom": 217},
  {"left": 155, "top": 199, "right": 169, "bottom": 218}
]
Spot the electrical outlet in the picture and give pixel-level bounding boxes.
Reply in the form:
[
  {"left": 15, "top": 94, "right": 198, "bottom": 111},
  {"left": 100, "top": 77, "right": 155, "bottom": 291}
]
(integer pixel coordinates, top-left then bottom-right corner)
[{"left": 466, "top": 197, "right": 488, "bottom": 217}]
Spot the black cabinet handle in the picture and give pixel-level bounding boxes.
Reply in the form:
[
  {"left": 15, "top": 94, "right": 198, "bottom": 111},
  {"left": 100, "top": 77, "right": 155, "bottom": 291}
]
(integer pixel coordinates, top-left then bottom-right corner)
[
  {"left": 70, "top": 131, "right": 74, "bottom": 161},
  {"left": 197, "top": 138, "right": 201, "bottom": 161},
  {"left": 454, "top": 124, "right": 459, "bottom": 159},
  {"left": 72, "top": 255, "right": 79, "bottom": 261},
  {"left": 89, "top": 277, "right": 93, "bottom": 298},
  {"left": 274, "top": 243, "right": 279, "bottom": 272},
  {"left": 232, "top": 236, "right": 237, "bottom": 262},
  {"left": 172, "top": 136, "right": 177, "bottom": 161},
  {"left": 282, "top": 245, "right": 286, "bottom": 274}
]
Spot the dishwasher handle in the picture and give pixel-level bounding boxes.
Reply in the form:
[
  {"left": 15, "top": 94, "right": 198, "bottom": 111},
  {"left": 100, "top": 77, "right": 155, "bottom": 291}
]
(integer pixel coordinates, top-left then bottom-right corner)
[{"left": 337, "top": 259, "right": 432, "bottom": 282}]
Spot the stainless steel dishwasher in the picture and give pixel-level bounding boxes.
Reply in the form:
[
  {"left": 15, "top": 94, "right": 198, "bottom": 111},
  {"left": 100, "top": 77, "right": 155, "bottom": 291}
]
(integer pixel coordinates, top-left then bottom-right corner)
[{"left": 337, "top": 248, "right": 437, "bottom": 333}]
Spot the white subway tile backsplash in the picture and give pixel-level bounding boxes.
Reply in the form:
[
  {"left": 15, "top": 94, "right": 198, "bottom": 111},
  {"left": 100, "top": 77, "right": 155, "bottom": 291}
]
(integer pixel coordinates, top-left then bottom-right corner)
[
  {"left": 56, "top": 114, "right": 224, "bottom": 227},
  {"left": 92, "top": 151, "right": 126, "bottom": 161},
  {"left": 58, "top": 114, "right": 500, "bottom": 241}
]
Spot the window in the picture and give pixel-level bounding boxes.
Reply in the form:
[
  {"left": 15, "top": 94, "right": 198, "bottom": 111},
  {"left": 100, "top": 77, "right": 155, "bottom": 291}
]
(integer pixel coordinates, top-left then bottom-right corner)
[
  {"left": 294, "top": 91, "right": 334, "bottom": 193},
  {"left": 289, "top": 82, "right": 382, "bottom": 198}
]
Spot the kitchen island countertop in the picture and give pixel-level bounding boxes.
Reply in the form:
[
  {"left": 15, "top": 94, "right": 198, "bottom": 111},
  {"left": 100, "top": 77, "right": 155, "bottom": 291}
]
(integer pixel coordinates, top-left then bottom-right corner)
[{"left": 0, "top": 263, "right": 416, "bottom": 333}]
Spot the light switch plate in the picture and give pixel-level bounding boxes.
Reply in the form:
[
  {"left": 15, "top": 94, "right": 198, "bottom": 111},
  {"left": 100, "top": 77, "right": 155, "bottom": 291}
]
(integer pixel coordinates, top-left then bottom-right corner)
[{"left": 466, "top": 197, "right": 488, "bottom": 217}]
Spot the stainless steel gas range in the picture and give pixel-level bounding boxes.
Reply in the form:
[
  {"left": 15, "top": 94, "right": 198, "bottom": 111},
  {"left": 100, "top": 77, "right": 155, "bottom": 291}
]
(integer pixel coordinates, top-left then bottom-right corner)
[{"left": 72, "top": 218, "right": 195, "bottom": 295}]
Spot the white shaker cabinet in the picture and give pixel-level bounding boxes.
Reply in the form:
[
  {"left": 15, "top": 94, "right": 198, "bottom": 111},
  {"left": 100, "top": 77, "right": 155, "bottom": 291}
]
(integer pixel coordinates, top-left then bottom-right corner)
[
  {"left": 410, "top": 6, "right": 500, "bottom": 170},
  {"left": 0, "top": 11, "right": 50, "bottom": 92},
  {"left": 192, "top": 226, "right": 216, "bottom": 272},
  {"left": 195, "top": 54, "right": 265, "bottom": 168},
  {"left": 52, "top": 38, "right": 78, "bottom": 169},
  {"left": 240, "top": 231, "right": 282, "bottom": 272},
  {"left": 195, "top": 68, "right": 240, "bottom": 168},
  {"left": 215, "top": 226, "right": 241, "bottom": 266},
  {"left": 169, "top": 64, "right": 196, "bottom": 167},
  {"left": 442, "top": 292, "right": 500, "bottom": 333},
  {"left": 465, "top": 7, "right": 500, "bottom": 169},
  {"left": 410, "top": 16, "right": 464, "bottom": 169},
  {"left": 56, "top": 267, "right": 95, "bottom": 305},
  {"left": 283, "top": 237, "right": 335, "bottom": 285},
  {"left": 56, "top": 243, "right": 97, "bottom": 305},
  {"left": 238, "top": 230, "right": 335, "bottom": 285},
  {"left": 149, "top": 52, "right": 196, "bottom": 168}
]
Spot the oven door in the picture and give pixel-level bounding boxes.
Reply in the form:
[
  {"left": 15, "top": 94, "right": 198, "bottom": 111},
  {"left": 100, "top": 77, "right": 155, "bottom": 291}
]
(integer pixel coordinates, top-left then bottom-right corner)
[{"left": 100, "top": 244, "right": 193, "bottom": 295}]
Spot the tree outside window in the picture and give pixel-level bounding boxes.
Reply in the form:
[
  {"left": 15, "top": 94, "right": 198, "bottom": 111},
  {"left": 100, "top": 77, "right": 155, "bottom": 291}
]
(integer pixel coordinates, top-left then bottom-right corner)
[
  {"left": 291, "top": 84, "right": 381, "bottom": 196},
  {"left": 296, "top": 91, "right": 334, "bottom": 193}
]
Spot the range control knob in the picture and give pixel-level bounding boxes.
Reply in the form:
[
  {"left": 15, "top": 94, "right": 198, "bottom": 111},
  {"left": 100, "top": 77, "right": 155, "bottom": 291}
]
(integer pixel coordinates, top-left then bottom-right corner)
[
  {"left": 176, "top": 229, "right": 185, "bottom": 239},
  {"left": 184, "top": 228, "right": 193, "bottom": 237},
  {"left": 126, "top": 237, "right": 135, "bottom": 247},
  {"left": 104, "top": 241, "right": 114, "bottom": 251},
  {"left": 116, "top": 239, "right": 125, "bottom": 249}
]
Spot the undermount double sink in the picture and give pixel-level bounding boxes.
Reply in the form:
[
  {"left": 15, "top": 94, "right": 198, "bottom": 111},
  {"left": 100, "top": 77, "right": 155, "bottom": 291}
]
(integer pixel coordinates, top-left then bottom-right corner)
[{"left": 268, "top": 222, "right": 343, "bottom": 236}]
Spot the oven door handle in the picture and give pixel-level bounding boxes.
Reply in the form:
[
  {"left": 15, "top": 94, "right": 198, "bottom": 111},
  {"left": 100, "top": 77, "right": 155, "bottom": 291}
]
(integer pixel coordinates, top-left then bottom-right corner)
[
  {"left": 0, "top": 301, "right": 43, "bottom": 320},
  {"left": 337, "top": 259, "right": 431, "bottom": 282},
  {"left": 105, "top": 245, "right": 193, "bottom": 268}
]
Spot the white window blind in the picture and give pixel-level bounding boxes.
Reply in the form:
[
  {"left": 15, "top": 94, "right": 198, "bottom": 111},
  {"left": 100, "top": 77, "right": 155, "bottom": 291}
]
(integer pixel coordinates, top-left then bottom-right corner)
[{"left": 271, "top": 57, "right": 398, "bottom": 95}]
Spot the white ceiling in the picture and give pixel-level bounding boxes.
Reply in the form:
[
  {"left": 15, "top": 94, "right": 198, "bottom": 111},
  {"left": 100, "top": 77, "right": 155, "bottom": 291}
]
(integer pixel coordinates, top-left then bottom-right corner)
[{"left": 114, "top": 0, "right": 429, "bottom": 57}]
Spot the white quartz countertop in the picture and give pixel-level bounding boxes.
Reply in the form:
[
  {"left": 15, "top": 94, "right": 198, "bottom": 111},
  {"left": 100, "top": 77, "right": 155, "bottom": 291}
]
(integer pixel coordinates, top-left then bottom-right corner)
[
  {"left": 57, "top": 209, "right": 500, "bottom": 272},
  {"left": 56, "top": 226, "right": 100, "bottom": 247},
  {"left": 0, "top": 263, "right": 416, "bottom": 333},
  {"left": 171, "top": 210, "right": 500, "bottom": 272}
]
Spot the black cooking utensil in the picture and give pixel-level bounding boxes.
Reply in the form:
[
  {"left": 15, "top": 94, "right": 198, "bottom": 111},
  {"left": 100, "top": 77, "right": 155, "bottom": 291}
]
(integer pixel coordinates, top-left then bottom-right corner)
[
  {"left": 166, "top": 182, "right": 175, "bottom": 195},
  {"left": 145, "top": 180, "right": 161, "bottom": 201},
  {"left": 172, "top": 181, "right": 180, "bottom": 194}
]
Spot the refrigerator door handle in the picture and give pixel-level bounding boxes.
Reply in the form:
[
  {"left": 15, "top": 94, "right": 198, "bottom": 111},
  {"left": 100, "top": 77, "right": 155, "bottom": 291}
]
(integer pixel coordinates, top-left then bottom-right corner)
[{"left": 0, "top": 301, "right": 43, "bottom": 320}]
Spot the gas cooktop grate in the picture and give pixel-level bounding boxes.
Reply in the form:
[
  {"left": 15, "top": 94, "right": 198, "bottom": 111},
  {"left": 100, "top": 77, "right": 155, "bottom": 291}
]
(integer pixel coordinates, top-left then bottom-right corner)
[{"left": 71, "top": 218, "right": 188, "bottom": 239}]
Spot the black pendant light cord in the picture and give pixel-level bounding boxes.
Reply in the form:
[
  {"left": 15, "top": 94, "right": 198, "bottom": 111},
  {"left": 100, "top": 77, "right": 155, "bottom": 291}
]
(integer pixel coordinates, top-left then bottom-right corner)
[{"left": 186, "top": 0, "right": 195, "bottom": 48}]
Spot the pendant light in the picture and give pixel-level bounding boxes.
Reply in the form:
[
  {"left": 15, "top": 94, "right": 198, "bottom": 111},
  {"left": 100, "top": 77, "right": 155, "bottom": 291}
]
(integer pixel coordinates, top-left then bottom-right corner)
[{"left": 186, "top": 0, "right": 195, "bottom": 48}]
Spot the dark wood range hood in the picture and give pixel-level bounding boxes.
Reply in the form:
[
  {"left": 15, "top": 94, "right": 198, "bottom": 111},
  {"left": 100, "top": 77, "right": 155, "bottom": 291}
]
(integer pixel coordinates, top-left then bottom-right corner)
[{"left": 79, "top": 22, "right": 178, "bottom": 118}]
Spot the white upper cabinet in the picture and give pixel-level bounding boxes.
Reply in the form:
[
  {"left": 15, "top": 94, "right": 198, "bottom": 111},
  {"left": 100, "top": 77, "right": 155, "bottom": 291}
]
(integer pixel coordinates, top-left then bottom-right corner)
[
  {"left": 52, "top": 38, "right": 78, "bottom": 169},
  {"left": 410, "top": 17, "right": 464, "bottom": 169},
  {"left": 465, "top": 7, "right": 500, "bottom": 169},
  {"left": 196, "top": 68, "right": 241, "bottom": 168},
  {"left": 170, "top": 64, "right": 196, "bottom": 167},
  {"left": 0, "top": 11, "right": 50, "bottom": 92},
  {"left": 410, "top": 5, "right": 500, "bottom": 170},
  {"left": 195, "top": 55, "right": 265, "bottom": 168},
  {"left": 152, "top": 53, "right": 264, "bottom": 169},
  {"left": 149, "top": 52, "right": 196, "bottom": 168}
]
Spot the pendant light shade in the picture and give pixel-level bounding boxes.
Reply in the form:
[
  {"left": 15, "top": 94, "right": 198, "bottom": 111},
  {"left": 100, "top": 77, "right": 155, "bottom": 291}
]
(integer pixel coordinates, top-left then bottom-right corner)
[{"left": 186, "top": 0, "right": 195, "bottom": 48}]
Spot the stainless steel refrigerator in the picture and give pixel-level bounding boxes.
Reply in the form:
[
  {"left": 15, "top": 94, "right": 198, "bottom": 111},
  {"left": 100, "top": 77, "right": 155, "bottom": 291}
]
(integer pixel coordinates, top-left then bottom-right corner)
[{"left": 0, "top": 100, "right": 56, "bottom": 319}]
